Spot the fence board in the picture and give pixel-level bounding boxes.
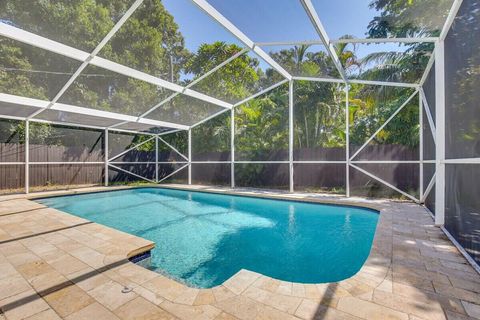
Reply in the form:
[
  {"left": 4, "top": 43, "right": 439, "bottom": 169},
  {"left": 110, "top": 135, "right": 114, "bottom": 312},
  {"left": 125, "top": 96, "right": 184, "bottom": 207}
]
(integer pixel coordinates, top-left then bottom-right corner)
[{"left": 1, "top": 142, "right": 421, "bottom": 196}]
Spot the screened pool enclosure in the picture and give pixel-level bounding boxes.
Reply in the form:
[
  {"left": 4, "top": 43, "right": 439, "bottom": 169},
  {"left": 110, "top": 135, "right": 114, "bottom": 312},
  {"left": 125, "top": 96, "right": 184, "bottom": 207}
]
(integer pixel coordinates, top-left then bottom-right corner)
[{"left": 0, "top": 1, "right": 479, "bottom": 266}]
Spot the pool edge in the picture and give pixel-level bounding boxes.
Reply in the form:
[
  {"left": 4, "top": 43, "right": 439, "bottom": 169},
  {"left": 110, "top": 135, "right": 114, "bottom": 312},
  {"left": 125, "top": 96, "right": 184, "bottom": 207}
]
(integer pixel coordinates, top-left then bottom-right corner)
[{"left": 29, "top": 184, "right": 389, "bottom": 288}]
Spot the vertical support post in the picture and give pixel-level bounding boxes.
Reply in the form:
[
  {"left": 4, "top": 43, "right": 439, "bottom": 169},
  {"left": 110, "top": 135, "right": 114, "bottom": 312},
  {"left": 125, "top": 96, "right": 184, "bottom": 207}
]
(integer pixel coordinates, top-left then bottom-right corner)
[
  {"left": 231, "top": 108, "right": 235, "bottom": 189},
  {"left": 104, "top": 128, "right": 109, "bottom": 187},
  {"left": 25, "top": 120, "right": 29, "bottom": 194},
  {"left": 155, "top": 135, "right": 159, "bottom": 183},
  {"left": 188, "top": 128, "right": 192, "bottom": 185},
  {"left": 289, "top": 80, "right": 294, "bottom": 193},
  {"left": 345, "top": 85, "right": 350, "bottom": 197},
  {"left": 435, "top": 40, "right": 446, "bottom": 225},
  {"left": 419, "top": 92, "right": 424, "bottom": 202}
]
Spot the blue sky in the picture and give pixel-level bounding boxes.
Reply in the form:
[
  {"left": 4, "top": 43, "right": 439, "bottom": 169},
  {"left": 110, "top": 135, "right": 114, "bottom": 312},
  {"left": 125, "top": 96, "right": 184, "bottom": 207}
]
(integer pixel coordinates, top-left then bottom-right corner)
[{"left": 162, "top": 0, "right": 410, "bottom": 75}]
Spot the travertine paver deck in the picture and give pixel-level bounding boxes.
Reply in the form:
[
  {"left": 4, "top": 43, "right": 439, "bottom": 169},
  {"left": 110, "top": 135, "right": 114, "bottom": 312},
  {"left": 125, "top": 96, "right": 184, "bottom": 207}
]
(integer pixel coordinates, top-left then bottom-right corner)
[{"left": 0, "top": 185, "right": 479, "bottom": 320}]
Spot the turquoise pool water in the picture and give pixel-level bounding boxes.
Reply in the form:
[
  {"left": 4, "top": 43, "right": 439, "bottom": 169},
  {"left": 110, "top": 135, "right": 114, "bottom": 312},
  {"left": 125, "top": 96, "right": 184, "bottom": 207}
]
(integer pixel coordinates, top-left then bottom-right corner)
[{"left": 37, "top": 188, "right": 379, "bottom": 288}]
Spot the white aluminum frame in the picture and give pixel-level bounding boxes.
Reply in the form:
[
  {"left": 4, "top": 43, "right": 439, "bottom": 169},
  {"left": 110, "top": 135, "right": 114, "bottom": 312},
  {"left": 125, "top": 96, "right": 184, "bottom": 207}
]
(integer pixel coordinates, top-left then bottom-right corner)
[
  {"left": 25, "top": 120, "right": 29, "bottom": 193},
  {"left": 289, "top": 81, "right": 294, "bottom": 192},
  {"left": 0, "top": 0, "right": 465, "bottom": 216},
  {"left": 419, "top": 93, "right": 424, "bottom": 201},
  {"left": 189, "top": 0, "right": 292, "bottom": 81},
  {"left": 350, "top": 90, "right": 419, "bottom": 161},
  {"left": 299, "top": 0, "right": 347, "bottom": 82},
  {"left": 434, "top": 40, "right": 446, "bottom": 226}
]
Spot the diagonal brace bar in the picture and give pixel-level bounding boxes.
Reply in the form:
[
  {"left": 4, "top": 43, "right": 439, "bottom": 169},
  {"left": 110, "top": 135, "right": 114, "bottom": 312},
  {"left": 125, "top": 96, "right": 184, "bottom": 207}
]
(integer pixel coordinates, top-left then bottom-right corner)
[
  {"left": 158, "top": 137, "right": 189, "bottom": 161},
  {"left": 109, "top": 136, "right": 155, "bottom": 162},
  {"left": 350, "top": 90, "right": 418, "bottom": 160}
]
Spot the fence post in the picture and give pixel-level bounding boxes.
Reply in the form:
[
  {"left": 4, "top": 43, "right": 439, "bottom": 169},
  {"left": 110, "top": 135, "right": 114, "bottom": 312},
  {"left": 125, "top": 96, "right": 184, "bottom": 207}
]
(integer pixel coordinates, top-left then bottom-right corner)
[
  {"left": 25, "top": 120, "right": 29, "bottom": 194},
  {"left": 104, "top": 128, "right": 109, "bottom": 187}
]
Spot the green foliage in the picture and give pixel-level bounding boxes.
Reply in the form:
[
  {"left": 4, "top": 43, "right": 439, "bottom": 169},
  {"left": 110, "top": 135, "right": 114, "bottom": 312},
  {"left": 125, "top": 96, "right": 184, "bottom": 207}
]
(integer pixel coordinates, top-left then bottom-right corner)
[
  {"left": 269, "top": 45, "right": 339, "bottom": 78},
  {"left": 368, "top": 0, "right": 455, "bottom": 38},
  {"left": 0, "top": 0, "right": 426, "bottom": 160},
  {"left": 348, "top": 85, "right": 419, "bottom": 147},
  {"left": 293, "top": 81, "right": 345, "bottom": 149},
  {"left": 192, "top": 111, "right": 230, "bottom": 154},
  {"left": 187, "top": 43, "right": 260, "bottom": 103},
  {"left": 234, "top": 84, "right": 289, "bottom": 160}
]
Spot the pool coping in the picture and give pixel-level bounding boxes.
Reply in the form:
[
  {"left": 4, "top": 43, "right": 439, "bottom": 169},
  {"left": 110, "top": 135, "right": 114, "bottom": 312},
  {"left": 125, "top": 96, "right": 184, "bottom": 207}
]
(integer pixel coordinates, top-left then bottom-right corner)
[
  {"left": 1, "top": 185, "right": 479, "bottom": 319},
  {"left": 6, "top": 184, "right": 428, "bottom": 286}
]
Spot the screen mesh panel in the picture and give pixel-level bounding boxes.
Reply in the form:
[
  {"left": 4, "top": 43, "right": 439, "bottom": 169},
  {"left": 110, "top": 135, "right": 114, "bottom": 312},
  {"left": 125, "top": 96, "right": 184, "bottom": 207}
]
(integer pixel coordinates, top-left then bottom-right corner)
[
  {"left": 192, "top": 111, "right": 230, "bottom": 161},
  {"left": 191, "top": 51, "right": 284, "bottom": 105},
  {"left": 349, "top": 165, "right": 405, "bottom": 199},
  {"left": 59, "top": 65, "right": 175, "bottom": 117},
  {"left": 423, "top": 111, "right": 436, "bottom": 161},
  {"left": 293, "top": 81, "right": 346, "bottom": 161},
  {"left": 294, "top": 164, "right": 346, "bottom": 194},
  {"left": 341, "top": 43, "right": 432, "bottom": 84},
  {"left": 108, "top": 131, "right": 155, "bottom": 162},
  {"left": 234, "top": 163, "right": 289, "bottom": 190},
  {"left": 0, "top": 36, "right": 81, "bottom": 101},
  {"left": 0, "top": 118, "right": 24, "bottom": 162},
  {"left": 0, "top": 165, "right": 24, "bottom": 194},
  {"left": 312, "top": 0, "right": 455, "bottom": 39},
  {"left": 158, "top": 163, "right": 188, "bottom": 182},
  {"left": 442, "top": 0, "right": 480, "bottom": 265},
  {"left": 350, "top": 85, "right": 418, "bottom": 161},
  {"left": 109, "top": 164, "right": 156, "bottom": 183},
  {"left": 158, "top": 131, "right": 188, "bottom": 162},
  {"left": 160, "top": 164, "right": 188, "bottom": 184},
  {"left": 423, "top": 63, "right": 436, "bottom": 123},
  {"left": 30, "top": 163, "right": 103, "bottom": 191},
  {"left": 353, "top": 95, "right": 419, "bottom": 161},
  {"left": 192, "top": 163, "right": 231, "bottom": 187},
  {"left": 423, "top": 163, "right": 435, "bottom": 215},
  {"left": 355, "top": 163, "right": 419, "bottom": 199},
  {"left": 262, "top": 45, "right": 339, "bottom": 79},
  {"left": 29, "top": 123, "right": 104, "bottom": 163},
  {"left": 234, "top": 83, "right": 289, "bottom": 161},
  {"left": 205, "top": 0, "right": 318, "bottom": 42},
  {"left": 445, "top": 0, "right": 480, "bottom": 159},
  {"left": 98, "top": 0, "right": 244, "bottom": 86},
  {"left": 445, "top": 164, "right": 480, "bottom": 265},
  {"left": 147, "top": 94, "right": 225, "bottom": 127},
  {"left": 0, "top": 0, "right": 136, "bottom": 52}
]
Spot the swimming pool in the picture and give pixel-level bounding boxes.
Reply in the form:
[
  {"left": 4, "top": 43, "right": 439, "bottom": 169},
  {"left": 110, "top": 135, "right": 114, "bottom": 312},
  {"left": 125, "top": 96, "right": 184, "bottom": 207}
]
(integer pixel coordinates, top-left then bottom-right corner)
[{"left": 37, "top": 188, "right": 379, "bottom": 288}]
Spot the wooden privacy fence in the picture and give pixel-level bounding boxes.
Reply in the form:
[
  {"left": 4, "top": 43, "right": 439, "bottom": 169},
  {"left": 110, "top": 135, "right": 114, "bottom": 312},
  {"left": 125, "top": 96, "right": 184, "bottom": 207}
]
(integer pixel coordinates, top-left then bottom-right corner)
[{"left": 0, "top": 142, "right": 420, "bottom": 195}]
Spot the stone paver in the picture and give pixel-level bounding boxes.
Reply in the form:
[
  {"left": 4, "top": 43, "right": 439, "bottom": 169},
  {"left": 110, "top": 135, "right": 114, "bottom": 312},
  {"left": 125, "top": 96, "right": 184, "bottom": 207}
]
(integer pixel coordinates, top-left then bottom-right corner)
[{"left": 0, "top": 185, "right": 478, "bottom": 320}]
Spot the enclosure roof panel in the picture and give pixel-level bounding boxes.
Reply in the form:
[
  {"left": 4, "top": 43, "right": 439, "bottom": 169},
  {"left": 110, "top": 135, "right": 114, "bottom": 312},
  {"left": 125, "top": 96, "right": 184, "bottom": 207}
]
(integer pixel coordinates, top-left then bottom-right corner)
[
  {"left": 58, "top": 64, "right": 176, "bottom": 117},
  {"left": 340, "top": 42, "right": 434, "bottom": 84},
  {"left": 204, "top": 0, "right": 319, "bottom": 43},
  {"left": 98, "top": 0, "right": 245, "bottom": 86},
  {"left": 189, "top": 50, "right": 285, "bottom": 105},
  {"left": 261, "top": 44, "right": 340, "bottom": 79},
  {"left": 147, "top": 93, "right": 226, "bottom": 127},
  {"left": 0, "top": 0, "right": 137, "bottom": 52},
  {"left": 312, "top": 0, "right": 456, "bottom": 40},
  {"left": 0, "top": 0, "right": 459, "bottom": 134}
]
